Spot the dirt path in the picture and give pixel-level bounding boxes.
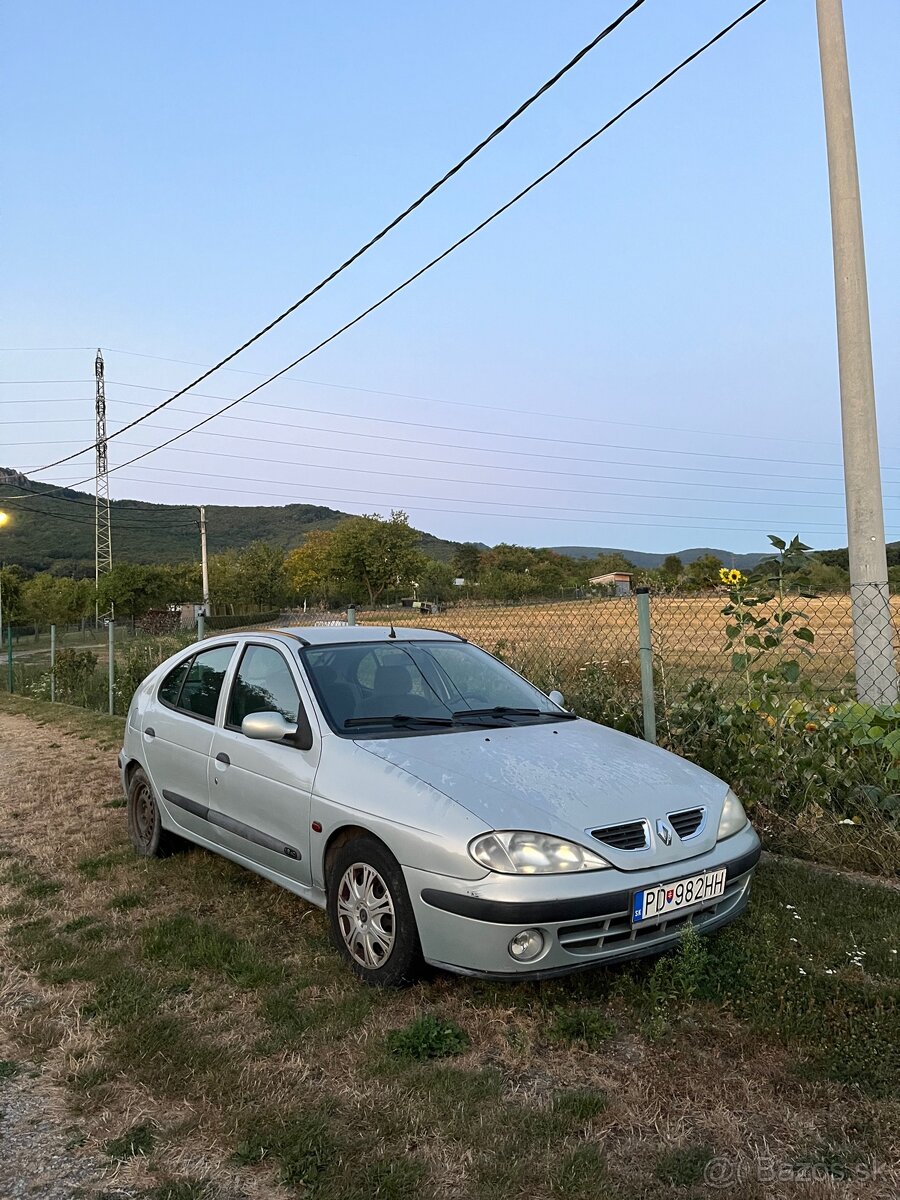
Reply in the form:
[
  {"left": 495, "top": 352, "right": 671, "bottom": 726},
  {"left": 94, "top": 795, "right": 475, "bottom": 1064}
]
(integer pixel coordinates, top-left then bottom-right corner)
[{"left": 0, "top": 711, "right": 244, "bottom": 1199}]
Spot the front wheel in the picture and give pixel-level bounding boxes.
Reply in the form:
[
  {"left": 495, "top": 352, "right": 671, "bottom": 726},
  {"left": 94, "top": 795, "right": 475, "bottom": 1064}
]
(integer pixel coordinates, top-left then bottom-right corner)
[{"left": 327, "top": 836, "right": 423, "bottom": 986}]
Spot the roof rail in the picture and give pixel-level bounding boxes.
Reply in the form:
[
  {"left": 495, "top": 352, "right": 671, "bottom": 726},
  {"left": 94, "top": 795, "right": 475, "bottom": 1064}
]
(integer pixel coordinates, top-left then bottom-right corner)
[{"left": 255, "top": 628, "right": 311, "bottom": 646}]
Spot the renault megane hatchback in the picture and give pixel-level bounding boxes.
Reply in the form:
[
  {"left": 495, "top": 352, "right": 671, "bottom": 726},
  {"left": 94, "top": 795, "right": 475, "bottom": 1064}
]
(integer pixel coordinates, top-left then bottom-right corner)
[{"left": 120, "top": 625, "right": 759, "bottom": 985}]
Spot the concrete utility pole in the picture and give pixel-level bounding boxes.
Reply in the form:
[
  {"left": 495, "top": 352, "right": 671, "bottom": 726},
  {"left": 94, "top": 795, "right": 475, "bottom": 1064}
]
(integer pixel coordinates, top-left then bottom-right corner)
[
  {"left": 815, "top": 0, "right": 898, "bottom": 704},
  {"left": 199, "top": 506, "right": 210, "bottom": 616}
]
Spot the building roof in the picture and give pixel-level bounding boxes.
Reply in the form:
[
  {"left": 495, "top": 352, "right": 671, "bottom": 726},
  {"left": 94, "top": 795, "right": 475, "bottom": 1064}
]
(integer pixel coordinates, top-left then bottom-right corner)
[{"left": 589, "top": 572, "right": 632, "bottom": 583}]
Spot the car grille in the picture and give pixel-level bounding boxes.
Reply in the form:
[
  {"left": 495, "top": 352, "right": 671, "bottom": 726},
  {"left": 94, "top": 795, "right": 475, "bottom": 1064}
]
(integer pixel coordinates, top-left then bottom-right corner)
[
  {"left": 556, "top": 874, "right": 750, "bottom": 958},
  {"left": 668, "top": 807, "right": 705, "bottom": 840},
  {"left": 591, "top": 820, "right": 649, "bottom": 851}
]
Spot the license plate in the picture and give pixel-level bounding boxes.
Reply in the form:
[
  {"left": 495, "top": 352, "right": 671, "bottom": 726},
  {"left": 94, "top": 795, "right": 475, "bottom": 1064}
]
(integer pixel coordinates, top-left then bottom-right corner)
[{"left": 632, "top": 867, "right": 727, "bottom": 923}]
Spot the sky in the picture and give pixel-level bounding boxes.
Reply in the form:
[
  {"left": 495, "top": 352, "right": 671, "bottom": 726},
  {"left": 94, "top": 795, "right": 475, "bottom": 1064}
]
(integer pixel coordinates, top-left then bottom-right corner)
[{"left": 2, "top": 0, "right": 898, "bottom": 557}]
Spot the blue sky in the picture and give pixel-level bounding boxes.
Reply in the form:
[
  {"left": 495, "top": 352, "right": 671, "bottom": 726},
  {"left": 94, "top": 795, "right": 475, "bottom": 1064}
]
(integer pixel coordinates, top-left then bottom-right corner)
[{"left": 2, "top": 0, "right": 898, "bottom": 556}]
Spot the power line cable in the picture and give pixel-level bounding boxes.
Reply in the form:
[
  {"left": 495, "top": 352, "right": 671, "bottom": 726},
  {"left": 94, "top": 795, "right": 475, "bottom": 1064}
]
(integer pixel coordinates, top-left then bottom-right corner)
[
  {"left": 96, "top": 470, "right": 859, "bottom": 538},
  {"left": 7, "top": 387, "right": 899, "bottom": 480},
  {"left": 31, "top": 1, "right": 648, "bottom": 475},
  {"left": 94, "top": 355, "right": 847, "bottom": 452},
  {"left": 66, "top": 457, "right": 866, "bottom": 515},
  {"left": 12, "top": 406, "right": 881, "bottom": 498},
  {"left": 63, "top": 437, "right": 856, "bottom": 530},
  {"left": 0, "top": 497, "right": 197, "bottom": 532},
  {"left": 36, "top": 0, "right": 768, "bottom": 484},
  {"left": 0, "top": 477, "right": 197, "bottom": 526}
]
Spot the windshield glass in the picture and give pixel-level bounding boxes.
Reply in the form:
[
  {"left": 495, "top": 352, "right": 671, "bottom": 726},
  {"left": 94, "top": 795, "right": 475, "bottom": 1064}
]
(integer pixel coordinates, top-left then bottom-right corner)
[{"left": 302, "top": 640, "right": 564, "bottom": 734}]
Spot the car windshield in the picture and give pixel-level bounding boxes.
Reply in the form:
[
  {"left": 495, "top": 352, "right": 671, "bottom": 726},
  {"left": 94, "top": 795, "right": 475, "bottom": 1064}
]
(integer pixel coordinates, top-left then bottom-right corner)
[{"left": 302, "top": 640, "right": 568, "bottom": 735}]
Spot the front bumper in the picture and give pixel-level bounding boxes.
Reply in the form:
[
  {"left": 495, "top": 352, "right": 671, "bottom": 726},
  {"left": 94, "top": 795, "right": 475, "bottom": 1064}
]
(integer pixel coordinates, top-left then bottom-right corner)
[{"left": 405, "top": 823, "right": 761, "bottom": 979}]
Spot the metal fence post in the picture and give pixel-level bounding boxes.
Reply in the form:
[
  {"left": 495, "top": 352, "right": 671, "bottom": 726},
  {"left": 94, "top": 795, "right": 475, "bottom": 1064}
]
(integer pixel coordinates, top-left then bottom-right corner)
[
  {"left": 6, "top": 624, "right": 12, "bottom": 694},
  {"left": 108, "top": 620, "right": 115, "bottom": 716},
  {"left": 197, "top": 611, "right": 205, "bottom": 641},
  {"left": 635, "top": 588, "right": 657, "bottom": 745},
  {"left": 50, "top": 624, "right": 57, "bottom": 702}
]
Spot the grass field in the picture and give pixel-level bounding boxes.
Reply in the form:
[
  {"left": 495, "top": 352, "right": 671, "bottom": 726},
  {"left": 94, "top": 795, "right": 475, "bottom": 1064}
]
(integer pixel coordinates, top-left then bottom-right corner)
[{"left": 1, "top": 696, "right": 898, "bottom": 1199}]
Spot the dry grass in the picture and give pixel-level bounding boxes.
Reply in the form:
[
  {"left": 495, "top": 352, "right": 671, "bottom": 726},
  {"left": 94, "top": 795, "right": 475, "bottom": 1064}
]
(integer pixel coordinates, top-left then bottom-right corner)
[
  {"left": 1, "top": 703, "right": 898, "bottom": 1199},
  {"left": 344, "top": 593, "right": 900, "bottom": 693}
]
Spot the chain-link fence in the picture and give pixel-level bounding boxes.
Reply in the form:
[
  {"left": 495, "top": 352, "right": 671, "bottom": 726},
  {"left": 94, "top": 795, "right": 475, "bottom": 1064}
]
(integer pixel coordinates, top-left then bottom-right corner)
[
  {"left": 4, "top": 587, "right": 897, "bottom": 719},
  {"left": 3, "top": 586, "right": 898, "bottom": 873}
]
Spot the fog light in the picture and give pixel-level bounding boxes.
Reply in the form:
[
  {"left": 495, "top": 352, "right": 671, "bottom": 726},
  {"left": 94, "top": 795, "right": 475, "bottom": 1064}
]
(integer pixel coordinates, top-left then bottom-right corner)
[{"left": 508, "top": 929, "right": 544, "bottom": 963}]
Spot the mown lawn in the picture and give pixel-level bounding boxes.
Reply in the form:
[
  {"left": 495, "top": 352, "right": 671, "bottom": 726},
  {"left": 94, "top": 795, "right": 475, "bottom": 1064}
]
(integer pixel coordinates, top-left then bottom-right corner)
[{"left": 0, "top": 697, "right": 898, "bottom": 1199}]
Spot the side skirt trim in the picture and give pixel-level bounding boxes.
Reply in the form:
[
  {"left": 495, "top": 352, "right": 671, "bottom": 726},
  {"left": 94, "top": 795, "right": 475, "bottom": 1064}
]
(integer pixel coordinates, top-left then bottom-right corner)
[{"left": 162, "top": 789, "right": 302, "bottom": 861}]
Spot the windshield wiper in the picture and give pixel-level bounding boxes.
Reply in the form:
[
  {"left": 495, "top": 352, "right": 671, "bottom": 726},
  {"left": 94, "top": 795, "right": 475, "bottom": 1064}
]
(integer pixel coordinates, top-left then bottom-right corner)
[
  {"left": 452, "top": 706, "right": 576, "bottom": 720},
  {"left": 345, "top": 714, "right": 455, "bottom": 728}
]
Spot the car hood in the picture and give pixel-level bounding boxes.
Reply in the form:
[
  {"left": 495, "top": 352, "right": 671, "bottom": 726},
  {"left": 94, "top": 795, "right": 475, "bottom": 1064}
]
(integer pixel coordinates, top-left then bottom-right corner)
[{"left": 360, "top": 718, "right": 730, "bottom": 870}]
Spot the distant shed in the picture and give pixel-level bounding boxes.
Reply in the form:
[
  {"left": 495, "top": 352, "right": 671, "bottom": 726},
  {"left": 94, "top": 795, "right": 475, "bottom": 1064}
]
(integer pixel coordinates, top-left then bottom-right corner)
[{"left": 589, "top": 571, "right": 632, "bottom": 596}]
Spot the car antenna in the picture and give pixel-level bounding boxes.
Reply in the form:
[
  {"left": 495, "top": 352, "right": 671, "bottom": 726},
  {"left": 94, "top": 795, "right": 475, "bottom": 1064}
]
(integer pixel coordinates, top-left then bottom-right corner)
[{"left": 388, "top": 622, "right": 397, "bottom": 639}]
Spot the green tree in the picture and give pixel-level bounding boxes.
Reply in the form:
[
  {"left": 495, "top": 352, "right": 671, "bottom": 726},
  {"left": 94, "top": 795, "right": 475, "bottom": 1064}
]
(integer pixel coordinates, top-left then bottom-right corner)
[
  {"left": 887, "top": 564, "right": 900, "bottom": 595},
  {"left": 586, "top": 552, "right": 633, "bottom": 578},
  {"left": 20, "top": 573, "right": 94, "bottom": 626},
  {"left": 235, "top": 542, "right": 287, "bottom": 610},
  {"left": 685, "top": 554, "right": 724, "bottom": 590},
  {"left": 0, "top": 564, "right": 24, "bottom": 624},
  {"left": 451, "top": 543, "right": 482, "bottom": 582},
  {"left": 330, "top": 511, "right": 419, "bottom": 604},
  {"left": 414, "top": 556, "right": 457, "bottom": 600},
  {"left": 661, "top": 554, "right": 683, "bottom": 581},
  {"left": 157, "top": 561, "right": 202, "bottom": 604},
  {"left": 209, "top": 550, "right": 242, "bottom": 612},
  {"left": 96, "top": 563, "right": 167, "bottom": 619},
  {"left": 286, "top": 530, "right": 338, "bottom": 601}
]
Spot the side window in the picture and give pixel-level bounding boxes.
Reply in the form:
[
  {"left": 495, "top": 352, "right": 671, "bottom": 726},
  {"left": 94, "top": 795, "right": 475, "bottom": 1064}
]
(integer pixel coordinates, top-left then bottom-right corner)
[
  {"left": 228, "top": 645, "right": 300, "bottom": 730},
  {"left": 158, "top": 657, "right": 191, "bottom": 707},
  {"left": 176, "top": 645, "right": 235, "bottom": 722}
]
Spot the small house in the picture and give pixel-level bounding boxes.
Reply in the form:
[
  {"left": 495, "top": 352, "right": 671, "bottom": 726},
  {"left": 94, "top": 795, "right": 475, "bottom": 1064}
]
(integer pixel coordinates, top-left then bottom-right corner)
[{"left": 589, "top": 572, "right": 632, "bottom": 597}]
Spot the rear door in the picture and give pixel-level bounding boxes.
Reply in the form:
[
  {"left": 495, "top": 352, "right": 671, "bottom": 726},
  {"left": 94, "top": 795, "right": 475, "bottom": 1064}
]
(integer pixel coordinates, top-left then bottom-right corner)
[
  {"left": 206, "top": 641, "right": 320, "bottom": 888},
  {"left": 142, "top": 643, "right": 236, "bottom": 843}
]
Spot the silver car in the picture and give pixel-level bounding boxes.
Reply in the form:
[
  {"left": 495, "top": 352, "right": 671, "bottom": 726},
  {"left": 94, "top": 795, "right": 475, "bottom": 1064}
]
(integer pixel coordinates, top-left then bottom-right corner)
[{"left": 119, "top": 625, "right": 760, "bottom": 985}]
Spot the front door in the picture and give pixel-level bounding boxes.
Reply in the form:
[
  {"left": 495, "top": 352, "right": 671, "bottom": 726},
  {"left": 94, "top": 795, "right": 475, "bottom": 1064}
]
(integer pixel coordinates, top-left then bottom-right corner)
[{"left": 207, "top": 642, "right": 319, "bottom": 888}]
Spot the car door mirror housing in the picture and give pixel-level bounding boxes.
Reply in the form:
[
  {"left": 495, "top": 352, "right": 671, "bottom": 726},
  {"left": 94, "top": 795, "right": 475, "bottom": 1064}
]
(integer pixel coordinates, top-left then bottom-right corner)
[
  {"left": 548, "top": 689, "right": 566, "bottom": 709},
  {"left": 242, "top": 711, "right": 299, "bottom": 742}
]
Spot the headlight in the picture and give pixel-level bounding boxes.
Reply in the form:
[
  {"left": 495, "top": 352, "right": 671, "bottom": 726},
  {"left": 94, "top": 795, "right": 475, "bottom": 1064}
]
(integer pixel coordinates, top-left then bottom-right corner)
[
  {"left": 717, "top": 790, "right": 749, "bottom": 840},
  {"left": 469, "top": 831, "right": 610, "bottom": 874}
]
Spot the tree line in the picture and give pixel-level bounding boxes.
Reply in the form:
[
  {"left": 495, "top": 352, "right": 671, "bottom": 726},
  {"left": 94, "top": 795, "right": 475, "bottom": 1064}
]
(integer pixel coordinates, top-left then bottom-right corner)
[{"left": 0, "top": 509, "right": 888, "bottom": 628}]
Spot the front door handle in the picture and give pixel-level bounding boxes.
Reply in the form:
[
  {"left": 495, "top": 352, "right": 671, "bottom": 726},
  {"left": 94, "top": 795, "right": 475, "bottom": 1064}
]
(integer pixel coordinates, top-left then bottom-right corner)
[
  {"left": 145, "top": 727, "right": 155, "bottom": 738},
  {"left": 215, "top": 752, "right": 230, "bottom": 766}
]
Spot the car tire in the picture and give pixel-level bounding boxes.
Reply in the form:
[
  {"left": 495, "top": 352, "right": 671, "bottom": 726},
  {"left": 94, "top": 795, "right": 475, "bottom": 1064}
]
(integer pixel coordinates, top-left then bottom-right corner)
[
  {"left": 126, "top": 767, "right": 179, "bottom": 858},
  {"left": 327, "top": 835, "right": 423, "bottom": 987}
]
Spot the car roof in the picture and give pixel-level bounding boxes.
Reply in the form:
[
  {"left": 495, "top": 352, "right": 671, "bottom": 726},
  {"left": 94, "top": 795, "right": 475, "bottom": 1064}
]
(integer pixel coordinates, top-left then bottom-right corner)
[{"left": 270, "top": 624, "right": 463, "bottom": 645}]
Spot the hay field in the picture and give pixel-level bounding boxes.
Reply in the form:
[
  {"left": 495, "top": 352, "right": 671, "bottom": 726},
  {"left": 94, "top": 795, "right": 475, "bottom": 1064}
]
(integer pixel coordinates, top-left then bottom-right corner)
[{"left": 344, "top": 593, "right": 899, "bottom": 693}]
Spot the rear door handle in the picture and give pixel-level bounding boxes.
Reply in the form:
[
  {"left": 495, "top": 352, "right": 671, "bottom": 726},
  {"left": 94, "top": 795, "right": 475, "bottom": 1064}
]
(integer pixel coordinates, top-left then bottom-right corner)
[
  {"left": 215, "top": 752, "right": 230, "bottom": 766},
  {"left": 144, "top": 727, "right": 155, "bottom": 738}
]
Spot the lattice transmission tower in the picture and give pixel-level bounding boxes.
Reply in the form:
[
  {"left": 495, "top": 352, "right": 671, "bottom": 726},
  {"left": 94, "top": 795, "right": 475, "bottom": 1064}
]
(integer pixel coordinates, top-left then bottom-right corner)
[{"left": 94, "top": 349, "right": 113, "bottom": 620}]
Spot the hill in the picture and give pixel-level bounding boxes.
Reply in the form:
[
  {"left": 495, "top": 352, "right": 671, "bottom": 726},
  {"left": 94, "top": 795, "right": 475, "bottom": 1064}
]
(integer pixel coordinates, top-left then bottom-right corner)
[
  {"left": 549, "top": 545, "right": 771, "bottom": 570},
  {"left": 0, "top": 469, "right": 461, "bottom": 574}
]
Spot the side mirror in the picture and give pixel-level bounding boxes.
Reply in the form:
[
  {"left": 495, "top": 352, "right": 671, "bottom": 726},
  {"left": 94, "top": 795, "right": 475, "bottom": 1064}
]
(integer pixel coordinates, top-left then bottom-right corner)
[
  {"left": 242, "top": 711, "right": 299, "bottom": 742},
  {"left": 548, "top": 689, "right": 565, "bottom": 709}
]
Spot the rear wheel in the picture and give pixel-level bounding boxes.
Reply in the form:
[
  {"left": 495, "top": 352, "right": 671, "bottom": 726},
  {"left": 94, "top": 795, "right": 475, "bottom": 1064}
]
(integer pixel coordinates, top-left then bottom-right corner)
[
  {"left": 126, "top": 767, "right": 178, "bottom": 857},
  {"left": 327, "top": 836, "right": 423, "bottom": 987}
]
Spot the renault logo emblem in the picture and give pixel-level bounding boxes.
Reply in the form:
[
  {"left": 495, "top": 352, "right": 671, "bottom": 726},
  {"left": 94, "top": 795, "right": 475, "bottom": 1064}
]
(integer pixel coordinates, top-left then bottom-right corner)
[{"left": 656, "top": 819, "right": 673, "bottom": 846}]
